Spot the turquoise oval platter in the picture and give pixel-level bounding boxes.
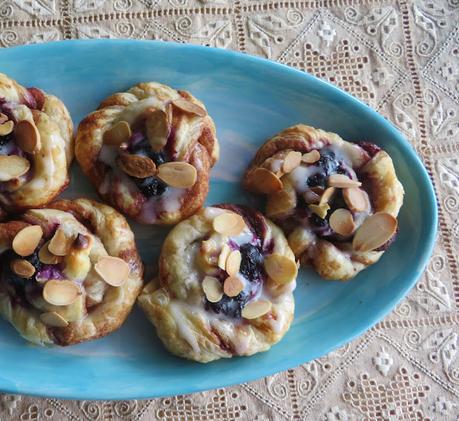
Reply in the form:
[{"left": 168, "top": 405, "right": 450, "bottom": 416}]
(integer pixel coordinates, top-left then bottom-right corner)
[{"left": 0, "top": 40, "right": 437, "bottom": 400}]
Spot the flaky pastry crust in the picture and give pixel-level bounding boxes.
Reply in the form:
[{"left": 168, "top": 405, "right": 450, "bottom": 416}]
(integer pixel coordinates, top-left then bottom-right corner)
[
  {"left": 0, "top": 73, "right": 73, "bottom": 215},
  {"left": 0, "top": 199, "right": 143, "bottom": 346},
  {"left": 75, "top": 82, "right": 219, "bottom": 225},
  {"left": 243, "top": 125, "right": 404, "bottom": 281},
  {"left": 138, "top": 205, "right": 296, "bottom": 362}
]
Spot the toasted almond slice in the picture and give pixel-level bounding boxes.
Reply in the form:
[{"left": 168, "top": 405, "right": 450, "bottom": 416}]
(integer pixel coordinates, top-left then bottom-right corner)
[
  {"left": 0, "top": 120, "right": 14, "bottom": 136},
  {"left": 246, "top": 168, "right": 283, "bottom": 194},
  {"left": 303, "top": 190, "right": 321, "bottom": 204},
  {"left": 213, "top": 212, "right": 246, "bottom": 237},
  {"left": 0, "top": 113, "right": 8, "bottom": 124},
  {"left": 43, "top": 280, "right": 81, "bottom": 306},
  {"left": 319, "top": 187, "right": 336, "bottom": 205},
  {"left": 328, "top": 174, "right": 362, "bottom": 188},
  {"left": 145, "top": 108, "right": 170, "bottom": 152},
  {"left": 352, "top": 212, "right": 398, "bottom": 252},
  {"left": 308, "top": 203, "right": 330, "bottom": 219},
  {"left": 39, "top": 241, "right": 62, "bottom": 264},
  {"left": 12, "top": 225, "right": 43, "bottom": 256},
  {"left": 266, "top": 187, "right": 297, "bottom": 218},
  {"left": 172, "top": 99, "right": 207, "bottom": 117},
  {"left": 157, "top": 162, "right": 197, "bottom": 188},
  {"left": 264, "top": 254, "right": 298, "bottom": 285},
  {"left": 218, "top": 243, "right": 231, "bottom": 270},
  {"left": 40, "top": 311, "right": 69, "bottom": 328},
  {"left": 95, "top": 256, "right": 130, "bottom": 287},
  {"left": 117, "top": 151, "right": 157, "bottom": 179},
  {"left": 48, "top": 228, "right": 74, "bottom": 257},
  {"left": 226, "top": 250, "right": 241, "bottom": 276},
  {"left": 223, "top": 276, "right": 243, "bottom": 297},
  {"left": 282, "top": 151, "right": 302, "bottom": 173},
  {"left": 202, "top": 276, "right": 223, "bottom": 303},
  {"left": 0, "top": 155, "right": 30, "bottom": 182},
  {"left": 10, "top": 259, "right": 36, "bottom": 278},
  {"left": 343, "top": 187, "right": 370, "bottom": 212},
  {"left": 329, "top": 208, "right": 356, "bottom": 236},
  {"left": 14, "top": 120, "right": 41, "bottom": 154},
  {"left": 302, "top": 150, "right": 321, "bottom": 164},
  {"left": 103, "top": 121, "right": 132, "bottom": 146},
  {"left": 242, "top": 300, "right": 272, "bottom": 319}
]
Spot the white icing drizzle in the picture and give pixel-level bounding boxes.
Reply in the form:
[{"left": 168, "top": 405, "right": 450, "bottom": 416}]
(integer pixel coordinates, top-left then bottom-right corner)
[
  {"left": 169, "top": 302, "right": 200, "bottom": 355},
  {"left": 285, "top": 165, "right": 320, "bottom": 193},
  {"left": 270, "top": 159, "right": 283, "bottom": 173},
  {"left": 137, "top": 187, "right": 185, "bottom": 223},
  {"left": 117, "top": 97, "right": 164, "bottom": 126}
]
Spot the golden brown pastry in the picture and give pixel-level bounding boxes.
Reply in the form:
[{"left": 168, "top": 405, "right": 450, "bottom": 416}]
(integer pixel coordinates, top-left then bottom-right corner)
[
  {"left": 0, "top": 73, "right": 73, "bottom": 217},
  {"left": 75, "top": 82, "right": 219, "bottom": 225},
  {"left": 0, "top": 198, "right": 143, "bottom": 346},
  {"left": 243, "top": 124, "right": 404, "bottom": 281},
  {"left": 138, "top": 204, "right": 297, "bottom": 363}
]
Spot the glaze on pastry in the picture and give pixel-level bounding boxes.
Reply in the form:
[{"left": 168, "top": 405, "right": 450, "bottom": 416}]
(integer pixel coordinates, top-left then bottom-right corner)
[
  {"left": 0, "top": 73, "right": 73, "bottom": 217},
  {"left": 243, "top": 125, "right": 404, "bottom": 281},
  {"left": 0, "top": 199, "right": 143, "bottom": 346},
  {"left": 75, "top": 82, "right": 219, "bottom": 225},
  {"left": 138, "top": 205, "right": 296, "bottom": 362}
]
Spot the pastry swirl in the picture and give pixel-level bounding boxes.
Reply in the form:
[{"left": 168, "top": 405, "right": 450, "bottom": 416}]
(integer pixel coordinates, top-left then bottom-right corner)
[
  {"left": 138, "top": 205, "right": 296, "bottom": 362},
  {"left": 0, "top": 198, "right": 143, "bottom": 346},
  {"left": 75, "top": 82, "right": 219, "bottom": 225},
  {"left": 0, "top": 73, "right": 73, "bottom": 217},
  {"left": 243, "top": 124, "right": 404, "bottom": 281}
]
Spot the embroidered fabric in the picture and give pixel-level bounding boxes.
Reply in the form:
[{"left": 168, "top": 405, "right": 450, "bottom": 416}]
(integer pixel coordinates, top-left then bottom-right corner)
[{"left": 1, "top": 0, "right": 458, "bottom": 420}]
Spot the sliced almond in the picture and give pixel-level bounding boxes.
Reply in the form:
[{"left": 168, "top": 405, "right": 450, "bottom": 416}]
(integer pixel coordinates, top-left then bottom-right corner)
[
  {"left": 328, "top": 174, "right": 362, "bottom": 188},
  {"left": 40, "top": 311, "right": 69, "bottom": 328},
  {"left": 303, "top": 190, "right": 321, "bottom": 204},
  {"left": 14, "top": 120, "right": 41, "bottom": 154},
  {"left": 218, "top": 243, "right": 231, "bottom": 270},
  {"left": 95, "top": 256, "right": 130, "bottom": 287},
  {"left": 202, "top": 276, "right": 223, "bottom": 303},
  {"left": 343, "top": 187, "right": 370, "bottom": 212},
  {"left": 43, "top": 280, "right": 81, "bottom": 306},
  {"left": 308, "top": 203, "right": 330, "bottom": 219},
  {"left": 0, "top": 113, "right": 8, "bottom": 124},
  {"left": 213, "top": 212, "right": 246, "bottom": 237},
  {"left": 145, "top": 108, "right": 170, "bottom": 152},
  {"left": 242, "top": 300, "right": 272, "bottom": 319},
  {"left": 352, "top": 212, "right": 398, "bottom": 252},
  {"left": 103, "top": 121, "right": 132, "bottom": 146},
  {"left": 246, "top": 168, "right": 283, "bottom": 194},
  {"left": 117, "top": 151, "right": 156, "bottom": 179},
  {"left": 264, "top": 254, "right": 298, "bottom": 285},
  {"left": 223, "top": 276, "right": 243, "bottom": 297},
  {"left": 0, "top": 155, "right": 30, "bottom": 182},
  {"left": 329, "top": 208, "right": 356, "bottom": 236},
  {"left": 172, "top": 99, "right": 207, "bottom": 117},
  {"left": 282, "top": 151, "right": 302, "bottom": 173},
  {"left": 319, "top": 187, "right": 336, "bottom": 205},
  {"left": 226, "top": 250, "right": 241, "bottom": 276},
  {"left": 266, "top": 187, "right": 297, "bottom": 217},
  {"left": 48, "top": 228, "right": 74, "bottom": 257},
  {"left": 157, "top": 162, "right": 197, "bottom": 188},
  {"left": 12, "top": 225, "right": 43, "bottom": 257},
  {"left": 10, "top": 259, "right": 36, "bottom": 278},
  {"left": 0, "top": 120, "right": 14, "bottom": 136},
  {"left": 302, "top": 150, "right": 321, "bottom": 164},
  {"left": 38, "top": 241, "right": 62, "bottom": 264}
]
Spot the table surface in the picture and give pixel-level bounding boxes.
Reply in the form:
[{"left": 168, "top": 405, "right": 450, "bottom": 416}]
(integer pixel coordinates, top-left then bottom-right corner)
[{"left": 1, "top": 1, "right": 458, "bottom": 420}]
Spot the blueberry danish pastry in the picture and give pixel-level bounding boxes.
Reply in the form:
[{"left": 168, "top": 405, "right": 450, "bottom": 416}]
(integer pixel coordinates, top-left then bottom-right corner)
[
  {"left": 138, "top": 205, "right": 297, "bottom": 362},
  {"left": 75, "top": 82, "right": 219, "bottom": 224},
  {"left": 0, "top": 199, "right": 143, "bottom": 346},
  {"left": 0, "top": 73, "right": 73, "bottom": 217},
  {"left": 243, "top": 125, "right": 404, "bottom": 281}
]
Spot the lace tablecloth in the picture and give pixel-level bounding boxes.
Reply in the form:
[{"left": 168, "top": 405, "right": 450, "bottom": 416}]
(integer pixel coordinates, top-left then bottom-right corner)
[{"left": 1, "top": 1, "right": 458, "bottom": 420}]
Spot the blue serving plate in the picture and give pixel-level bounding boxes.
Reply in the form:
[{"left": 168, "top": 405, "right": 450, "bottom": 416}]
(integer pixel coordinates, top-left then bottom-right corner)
[{"left": 0, "top": 40, "right": 437, "bottom": 400}]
